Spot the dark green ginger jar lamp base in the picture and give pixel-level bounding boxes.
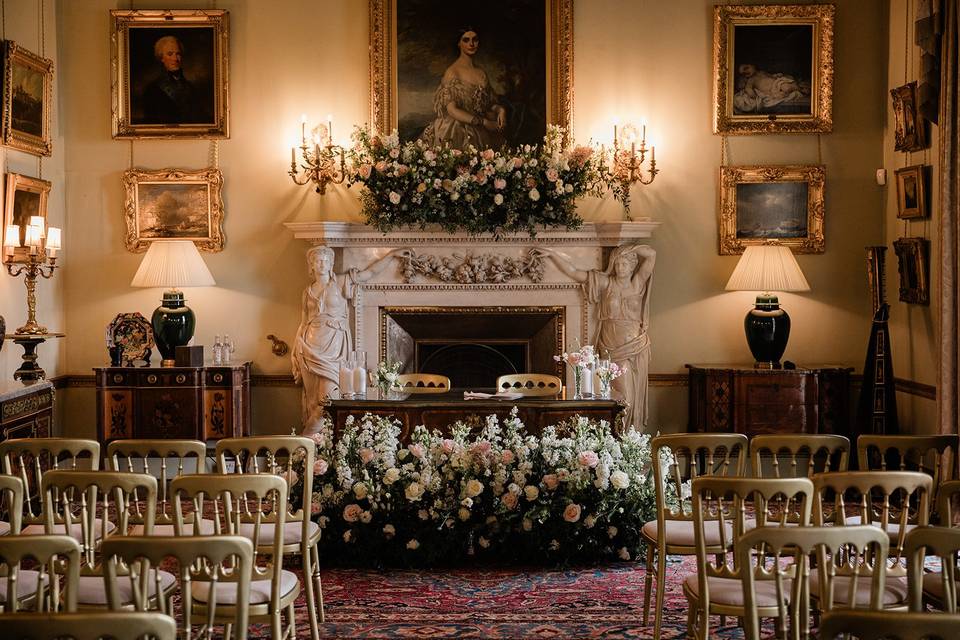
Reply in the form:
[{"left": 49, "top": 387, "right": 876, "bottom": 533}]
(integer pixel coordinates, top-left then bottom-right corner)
[
  {"left": 152, "top": 290, "right": 196, "bottom": 367},
  {"left": 744, "top": 293, "right": 791, "bottom": 369}
]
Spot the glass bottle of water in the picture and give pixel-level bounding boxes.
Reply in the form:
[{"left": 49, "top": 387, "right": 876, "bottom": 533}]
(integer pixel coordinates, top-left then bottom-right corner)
[
  {"left": 223, "top": 334, "right": 234, "bottom": 364},
  {"left": 213, "top": 334, "right": 223, "bottom": 365}
]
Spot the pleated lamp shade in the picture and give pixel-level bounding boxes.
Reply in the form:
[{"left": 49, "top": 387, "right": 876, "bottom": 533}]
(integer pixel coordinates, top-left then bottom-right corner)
[
  {"left": 725, "top": 244, "right": 810, "bottom": 293},
  {"left": 130, "top": 240, "right": 215, "bottom": 288}
]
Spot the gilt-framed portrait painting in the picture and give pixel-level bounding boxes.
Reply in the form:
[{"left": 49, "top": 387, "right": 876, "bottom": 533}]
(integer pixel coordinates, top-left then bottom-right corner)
[
  {"left": 2, "top": 41, "right": 53, "bottom": 156},
  {"left": 893, "top": 237, "right": 930, "bottom": 305},
  {"left": 123, "top": 168, "right": 224, "bottom": 252},
  {"left": 891, "top": 82, "right": 926, "bottom": 152},
  {"left": 895, "top": 164, "right": 928, "bottom": 219},
  {"left": 713, "top": 4, "right": 834, "bottom": 134},
  {"left": 369, "top": 0, "right": 572, "bottom": 149},
  {"left": 719, "top": 165, "right": 826, "bottom": 255},
  {"left": 3, "top": 173, "right": 50, "bottom": 263},
  {"left": 111, "top": 9, "right": 229, "bottom": 139}
]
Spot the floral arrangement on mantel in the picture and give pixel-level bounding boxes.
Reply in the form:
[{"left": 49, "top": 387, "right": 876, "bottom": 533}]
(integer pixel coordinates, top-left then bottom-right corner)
[
  {"left": 347, "top": 125, "right": 628, "bottom": 236},
  {"left": 290, "top": 410, "right": 681, "bottom": 566}
]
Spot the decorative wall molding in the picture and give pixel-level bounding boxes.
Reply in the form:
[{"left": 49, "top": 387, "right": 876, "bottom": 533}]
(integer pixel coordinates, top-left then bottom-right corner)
[
  {"left": 283, "top": 220, "right": 660, "bottom": 247},
  {"left": 400, "top": 250, "right": 544, "bottom": 284}
]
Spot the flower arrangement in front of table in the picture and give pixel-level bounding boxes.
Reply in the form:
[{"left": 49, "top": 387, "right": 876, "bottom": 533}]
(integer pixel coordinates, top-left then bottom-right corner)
[
  {"left": 289, "top": 409, "right": 666, "bottom": 566},
  {"left": 369, "top": 360, "right": 401, "bottom": 396},
  {"left": 347, "top": 125, "right": 624, "bottom": 236},
  {"left": 554, "top": 344, "right": 598, "bottom": 399}
]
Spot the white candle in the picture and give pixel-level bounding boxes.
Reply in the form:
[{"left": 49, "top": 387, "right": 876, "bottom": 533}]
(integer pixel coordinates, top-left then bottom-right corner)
[
  {"left": 327, "top": 114, "right": 333, "bottom": 145},
  {"left": 300, "top": 114, "right": 307, "bottom": 144},
  {"left": 291, "top": 147, "right": 296, "bottom": 166}
]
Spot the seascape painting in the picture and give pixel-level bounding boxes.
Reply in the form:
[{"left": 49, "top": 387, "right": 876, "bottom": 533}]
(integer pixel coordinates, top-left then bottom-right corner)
[
  {"left": 735, "top": 182, "right": 809, "bottom": 239},
  {"left": 136, "top": 182, "right": 210, "bottom": 239}
]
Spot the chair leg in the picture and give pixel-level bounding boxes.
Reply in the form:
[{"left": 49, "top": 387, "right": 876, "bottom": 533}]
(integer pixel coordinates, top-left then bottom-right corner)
[
  {"left": 686, "top": 599, "right": 697, "bottom": 639},
  {"left": 654, "top": 545, "right": 667, "bottom": 640},
  {"left": 287, "top": 600, "right": 297, "bottom": 640},
  {"left": 303, "top": 542, "right": 321, "bottom": 639},
  {"left": 699, "top": 603, "right": 710, "bottom": 640},
  {"left": 314, "top": 542, "right": 325, "bottom": 623},
  {"left": 642, "top": 543, "right": 654, "bottom": 625},
  {"left": 271, "top": 605, "right": 283, "bottom": 640}
]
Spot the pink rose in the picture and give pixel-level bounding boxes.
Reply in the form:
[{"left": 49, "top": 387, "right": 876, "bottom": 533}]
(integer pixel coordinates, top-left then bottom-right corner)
[
  {"left": 525, "top": 176, "right": 537, "bottom": 188},
  {"left": 396, "top": 165, "right": 409, "bottom": 176},
  {"left": 389, "top": 148, "right": 400, "bottom": 159},
  {"left": 359, "top": 448, "right": 375, "bottom": 465},
  {"left": 501, "top": 450, "right": 515, "bottom": 465},
  {"left": 313, "top": 458, "right": 329, "bottom": 476},
  {"left": 374, "top": 161, "right": 388, "bottom": 172},
  {"left": 472, "top": 441, "right": 492, "bottom": 456},
  {"left": 358, "top": 164, "right": 372, "bottom": 179},
  {"left": 481, "top": 149, "right": 495, "bottom": 161},
  {"left": 512, "top": 157, "right": 523, "bottom": 169},
  {"left": 441, "top": 439, "right": 457, "bottom": 455},
  {"left": 578, "top": 451, "right": 599, "bottom": 468},
  {"left": 343, "top": 504, "right": 363, "bottom": 523},
  {"left": 542, "top": 474, "right": 559, "bottom": 490},
  {"left": 563, "top": 503, "right": 582, "bottom": 523},
  {"left": 501, "top": 492, "right": 519, "bottom": 510},
  {"left": 409, "top": 443, "right": 426, "bottom": 459},
  {"left": 546, "top": 168, "right": 559, "bottom": 182},
  {"left": 494, "top": 178, "right": 507, "bottom": 190}
]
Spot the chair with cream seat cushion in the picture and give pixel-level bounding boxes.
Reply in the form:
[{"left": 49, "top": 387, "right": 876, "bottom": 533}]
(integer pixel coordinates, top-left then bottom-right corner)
[
  {"left": 0, "top": 611, "right": 177, "bottom": 640},
  {"left": 102, "top": 535, "right": 252, "bottom": 640},
  {"left": 811, "top": 470, "right": 932, "bottom": 613},
  {"left": 172, "top": 473, "right": 300, "bottom": 640},
  {"left": 106, "top": 439, "right": 213, "bottom": 536},
  {"left": 41, "top": 470, "right": 176, "bottom": 611},
  {"left": 0, "top": 534, "right": 81, "bottom": 612},
  {"left": 684, "top": 476, "right": 814, "bottom": 640},
  {"left": 216, "top": 435, "right": 323, "bottom": 638},
  {"left": 904, "top": 525, "right": 960, "bottom": 612},
  {"left": 819, "top": 610, "right": 960, "bottom": 640},
  {"left": 642, "top": 433, "right": 748, "bottom": 640},
  {"left": 738, "top": 525, "right": 889, "bottom": 640},
  {"left": 0, "top": 438, "right": 101, "bottom": 539}
]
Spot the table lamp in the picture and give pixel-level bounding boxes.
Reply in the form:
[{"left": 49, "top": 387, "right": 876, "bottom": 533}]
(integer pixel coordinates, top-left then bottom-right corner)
[
  {"left": 725, "top": 243, "right": 810, "bottom": 369},
  {"left": 130, "top": 240, "right": 215, "bottom": 367}
]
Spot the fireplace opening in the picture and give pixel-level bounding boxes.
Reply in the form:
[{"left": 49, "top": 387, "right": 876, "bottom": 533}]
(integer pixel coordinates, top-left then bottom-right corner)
[{"left": 381, "top": 307, "right": 564, "bottom": 390}]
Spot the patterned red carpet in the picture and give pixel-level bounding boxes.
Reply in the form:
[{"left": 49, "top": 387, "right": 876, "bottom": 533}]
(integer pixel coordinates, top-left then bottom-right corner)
[{"left": 252, "top": 556, "right": 750, "bottom": 639}]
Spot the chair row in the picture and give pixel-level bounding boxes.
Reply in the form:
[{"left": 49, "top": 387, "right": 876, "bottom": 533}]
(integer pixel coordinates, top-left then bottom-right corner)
[
  {"left": 397, "top": 372, "right": 564, "bottom": 396},
  {"left": 0, "top": 436, "right": 326, "bottom": 640},
  {"left": 642, "top": 432, "right": 960, "bottom": 639}
]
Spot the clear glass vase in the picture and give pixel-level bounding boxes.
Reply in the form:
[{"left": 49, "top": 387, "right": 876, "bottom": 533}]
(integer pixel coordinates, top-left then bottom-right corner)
[
  {"left": 598, "top": 377, "right": 612, "bottom": 400},
  {"left": 572, "top": 366, "right": 584, "bottom": 400}
]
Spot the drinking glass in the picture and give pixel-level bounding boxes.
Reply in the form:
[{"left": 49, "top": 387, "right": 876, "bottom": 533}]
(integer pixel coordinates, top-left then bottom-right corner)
[{"left": 351, "top": 350, "right": 368, "bottom": 397}]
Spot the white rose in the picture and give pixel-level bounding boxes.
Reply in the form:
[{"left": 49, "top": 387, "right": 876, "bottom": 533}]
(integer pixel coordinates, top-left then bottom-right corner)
[
  {"left": 389, "top": 191, "right": 401, "bottom": 205},
  {"left": 524, "top": 485, "right": 539, "bottom": 501},
  {"left": 383, "top": 524, "right": 396, "bottom": 538},
  {"left": 360, "top": 510, "right": 372, "bottom": 524},
  {"left": 384, "top": 468, "right": 401, "bottom": 485},
  {"left": 528, "top": 188, "right": 540, "bottom": 201},
  {"left": 584, "top": 514, "right": 597, "bottom": 529},
  {"left": 405, "top": 481, "right": 424, "bottom": 502},
  {"left": 418, "top": 509, "right": 430, "bottom": 521},
  {"left": 494, "top": 193, "right": 504, "bottom": 205},
  {"left": 406, "top": 539, "right": 420, "bottom": 550},
  {"left": 610, "top": 470, "right": 630, "bottom": 490},
  {"left": 522, "top": 518, "right": 533, "bottom": 531},
  {"left": 353, "top": 482, "right": 369, "bottom": 500},
  {"left": 465, "top": 479, "right": 484, "bottom": 498},
  {"left": 461, "top": 497, "right": 473, "bottom": 508},
  {"left": 343, "top": 530, "right": 353, "bottom": 543}
]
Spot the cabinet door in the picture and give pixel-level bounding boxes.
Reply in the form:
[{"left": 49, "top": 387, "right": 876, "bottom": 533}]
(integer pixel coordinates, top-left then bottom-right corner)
[
  {"left": 203, "top": 389, "right": 233, "bottom": 440},
  {"left": 102, "top": 390, "right": 134, "bottom": 440},
  {"left": 137, "top": 389, "right": 199, "bottom": 439},
  {"left": 735, "top": 373, "right": 817, "bottom": 435}
]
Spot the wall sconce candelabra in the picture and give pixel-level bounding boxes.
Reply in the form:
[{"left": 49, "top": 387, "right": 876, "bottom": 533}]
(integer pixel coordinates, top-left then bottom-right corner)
[
  {"left": 3, "top": 216, "right": 61, "bottom": 335},
  {"left": 289, "top": 114, "right": 347, "bottom": 195},
  {"left": 612, "top": 122, "right": 658, "bottom": 187}
]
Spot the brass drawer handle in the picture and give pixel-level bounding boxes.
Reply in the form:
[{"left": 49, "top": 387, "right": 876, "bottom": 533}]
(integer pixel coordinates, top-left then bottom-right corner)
[
  {"left": 176, "top": 374, "right": 187, "bottom": 384},
  {"left": 147, "top": 375, "right": 158, "bottom": 384},
  {"left": 112, "top": 374, "right": 123, "bottom": 384},
  {"left": 213, "top": 373, "right": 224, "bottom": 383}
]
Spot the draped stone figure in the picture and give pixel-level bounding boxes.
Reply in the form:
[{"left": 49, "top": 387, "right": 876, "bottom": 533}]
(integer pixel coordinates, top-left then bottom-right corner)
[
  {"left": 535, "top": 244, "right": 656, "bottom": 430},
  {"left": 293, "top": 246, "right": 410, "bottom": 431}
]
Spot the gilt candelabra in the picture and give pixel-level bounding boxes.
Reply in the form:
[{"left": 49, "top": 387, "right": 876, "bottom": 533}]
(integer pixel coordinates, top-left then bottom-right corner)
[
  {"left": 612, "top": 123, "right": 658, "bottom": 188},
  {"left": 3, "top": 217, "right": 61, "bottom": 335},
  {"left": 289, "top": 116, "right": 347, "bottom": 195}
]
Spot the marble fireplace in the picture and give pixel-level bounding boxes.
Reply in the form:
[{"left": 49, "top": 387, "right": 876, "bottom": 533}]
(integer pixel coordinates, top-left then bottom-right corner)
[{"left": 286, "top": 220, "right": 659, "bottom": 395}]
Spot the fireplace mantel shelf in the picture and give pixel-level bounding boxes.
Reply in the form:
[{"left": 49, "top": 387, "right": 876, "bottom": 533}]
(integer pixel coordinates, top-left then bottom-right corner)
[{"left": 284, "top": 220, "right": 660, "bottom": 247}]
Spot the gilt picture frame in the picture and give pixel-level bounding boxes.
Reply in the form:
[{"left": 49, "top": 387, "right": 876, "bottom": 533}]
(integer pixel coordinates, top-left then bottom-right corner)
[
  {"left": 719, "top": 165, "right": 826, "bottom": 255},
  {"left": 891, "top": 82, "right": 926, "bottom": 152},
  {"left": 893, "top": 237, "right": 929, "bottom": 305},
  {"left": 2, "top": 41, "right": 53, "bottom": 156},
  {"left": 110, "top": 9, "right": 229, "bottom": 139},
  {"left": 895, "top": 164, "right": 928, "bottom": 219},
  {"left": 369, "top": 0, "right": 573, "bottom": 147},
  {"left": 713, "top": 3, "right": 834, "bottom": 135},
  {"left": 123, "top": 168, "right": 224, "bottom": 252},
  {"left": 3, "top": 173, "right": 50, "bottom": 263}
]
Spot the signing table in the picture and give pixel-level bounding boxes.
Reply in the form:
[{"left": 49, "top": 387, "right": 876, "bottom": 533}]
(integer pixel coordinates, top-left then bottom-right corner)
[{"left": 326, "top": 390, "right": 626, "bottom": 440}]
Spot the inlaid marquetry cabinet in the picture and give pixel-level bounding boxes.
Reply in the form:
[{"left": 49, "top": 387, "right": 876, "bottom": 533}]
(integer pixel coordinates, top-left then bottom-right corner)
[
  {"left": 686, "top": 364, "right": 852, "bottom": 437},
  {"left": 0, "top": 380, "right": 53, "bottom": 442},
  {"left": 95, "top": 363, "right": 250, "bottom": 444}
]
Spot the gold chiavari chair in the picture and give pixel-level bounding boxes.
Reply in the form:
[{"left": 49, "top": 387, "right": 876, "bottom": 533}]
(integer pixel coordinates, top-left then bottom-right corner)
[
  {"left": 171, "top": 473, "right": 301, "bottom": 640},
  {"left": 396, "top": 373, "right": 451, "bottom": 393},
  {"left": 102, "top": 535, "right": 253, "bottom": 640},
  {"left": 937, "top": 480, "right": 960, "bottom": 527},
  {"left": 0, "top": 610, "right": 177, "bottom": 640},
  {"left": 819, "top": 610, "right": 960, "bottom": 640},
  {"left": 641, "top": 433, "right": 748, "bottom": 639},
  {"left": 107, "top": 439, "right": 214, "bottom": 536},
  {"left": 811, "top": 471, "right": 932, "bottom": 611},
  {"left": 684, "top": 476, "right": 814, "bottom": 640},
  {"left": 904, "top": 526, "right": 960, "bottom": 613},
  {"left": 41, "top": 470, "right": 176, "bottom": 609},
  {"left": 0, "top": 438, "right": 101, "bottom": 539},
  {"left": 216, "top": 435, "right": 322, "bottom": 638},
  {"left": 495, "top": 374, "right": 562, "bottom": 397},
  {"left": 750, "top": 434, "right": 850, "bottom": 479},
  {"left": 738, "top": 525, "right": 888, "bottom": 640},
  {"left": 0, "top": 474, "right": 23, "bottom": 537},
  {"left": 0, "top": 535, "right": 81, "bottom": 613}
]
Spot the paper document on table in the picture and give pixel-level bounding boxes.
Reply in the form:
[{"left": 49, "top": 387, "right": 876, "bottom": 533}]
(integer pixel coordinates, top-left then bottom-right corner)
[{"left": 463, "top": 391, "right": 525, "bottom": 400}]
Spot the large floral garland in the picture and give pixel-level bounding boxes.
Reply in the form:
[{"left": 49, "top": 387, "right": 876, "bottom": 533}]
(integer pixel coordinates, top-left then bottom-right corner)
[
  {"left": 291, "top": 410, "right": 682, "bottom": 566},
  {"left": 347, "top": 126, "right": 625, "bottom": 236}
]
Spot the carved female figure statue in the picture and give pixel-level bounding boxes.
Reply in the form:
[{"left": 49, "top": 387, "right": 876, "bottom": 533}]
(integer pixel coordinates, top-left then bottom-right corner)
[
  {"left": 536, "top": 244, "right": 656, "bottom": 429},
  {"left": 292, "top": 246, "right": 410, "bottom": 430}
]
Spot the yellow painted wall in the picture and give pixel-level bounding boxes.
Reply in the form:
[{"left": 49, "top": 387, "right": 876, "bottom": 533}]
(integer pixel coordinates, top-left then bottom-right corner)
[{"left": 55, "top": 0, "right": 889, "bottom": 436}]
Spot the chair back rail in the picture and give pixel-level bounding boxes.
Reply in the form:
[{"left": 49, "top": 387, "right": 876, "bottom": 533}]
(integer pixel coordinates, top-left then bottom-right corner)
[
  {"left": 0, "top": 475, "right": 24, "bottom": 534},
  {"left": 857, "top": 435, "right": 957, "bottom": 513},
  {"left": 936, "top": 479, "right": 960, "bottom": 527},
  {"left": 0, "top": 534, "right": 81, "bottom": 612},
  {"left": 750, "top": 434, "right": 850, "bottom": 478},
  {"left": 496, "top": 374, "right": 563, "bottom": 397},
  {"left": 0, "top": 611, "right": 177, "bottom": 640},
  {"left": 819, "top": 610, "right": 960, "bottom": 640},
  {"left": 396, "top": 373, "right": 451, "bottom": 393},
  {"left": 904, "top": 525, "right": 960, "bottom": 613}
]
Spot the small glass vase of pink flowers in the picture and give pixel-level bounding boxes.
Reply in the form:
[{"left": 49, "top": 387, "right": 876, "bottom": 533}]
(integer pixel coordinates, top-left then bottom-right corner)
[
  {"left": 553, "top": 345, "right": 598, "bottom": 400},
  {"left": 595, "top": 359, "right": 625, "bottom": 400}
]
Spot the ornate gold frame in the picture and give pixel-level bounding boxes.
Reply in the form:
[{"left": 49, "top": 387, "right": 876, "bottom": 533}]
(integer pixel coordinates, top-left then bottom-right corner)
[
  {"left": 891, "top": 82, "right": 926, "bottom": 152},
  {"left": 122, "top": 167, "right": 225, "bottom": 253},
  {"left": 3, "top": 173, "right": 50, "bottom": 263},
  {"left": 893, "top": 237, "right": 929, "bottom": 305},
  {"left": 895, "top": 164, "right": 928, "bottom": 219},
  {"left": 718, "top": 165, "right": 825, "bottom": 255},
  {"left": 712, "top": 4, "right": 834, "bottom": 135},
  {"left": 368, "top": 0, "right": 573, "bottom": 137},
  {"left": 110, "top": 9, "right": 230, "bottom": 139},
  {"left": 2, "top": 42, "right": 53, "bottom": 156}
]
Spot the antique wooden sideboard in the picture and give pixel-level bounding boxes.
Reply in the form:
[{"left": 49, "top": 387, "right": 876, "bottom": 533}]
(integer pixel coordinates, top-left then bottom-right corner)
[
  {"left": 0, "top": 380, "right": 53, "bottom": 441},
  {"left": 686, "top": 364, "right": 852, "bottom": 437},
  {"left": 95, "top": 363, "right": 250, "bottom": 443}
]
